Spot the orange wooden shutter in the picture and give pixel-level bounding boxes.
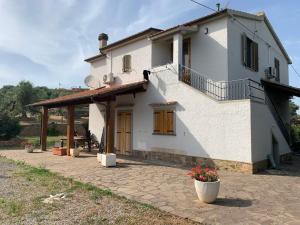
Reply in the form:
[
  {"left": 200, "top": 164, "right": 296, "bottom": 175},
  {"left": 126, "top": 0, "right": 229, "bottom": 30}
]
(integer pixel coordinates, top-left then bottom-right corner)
[
  {"left": 164, "top": 110, "right": 174, "bottom": 134},
  {"left": 116, "top": 113, "right": 122, "bottom": 151},
  {"left": 124, "top": 112, "right": 131, "bottom": 152},
  {"left": 153, "top": 110, "right": 164, "bottom": 134}
]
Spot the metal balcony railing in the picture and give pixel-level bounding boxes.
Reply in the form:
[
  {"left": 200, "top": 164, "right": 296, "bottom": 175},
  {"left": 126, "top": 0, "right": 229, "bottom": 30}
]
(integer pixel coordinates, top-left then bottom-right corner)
[{"left": 178, "top": 65, "right": 265, "bottom": 102}]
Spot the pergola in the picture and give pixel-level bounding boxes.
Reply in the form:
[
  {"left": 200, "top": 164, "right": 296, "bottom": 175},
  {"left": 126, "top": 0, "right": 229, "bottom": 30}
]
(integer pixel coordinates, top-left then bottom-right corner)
[{"left": 30, "top": 81, "right": 148, "bottom": 155}]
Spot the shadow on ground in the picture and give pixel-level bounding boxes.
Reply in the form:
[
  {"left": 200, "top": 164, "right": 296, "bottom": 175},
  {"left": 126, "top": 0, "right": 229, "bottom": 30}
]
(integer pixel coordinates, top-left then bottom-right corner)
[{"left": 214, "top": 198, "right": 253, "bottom": 207}]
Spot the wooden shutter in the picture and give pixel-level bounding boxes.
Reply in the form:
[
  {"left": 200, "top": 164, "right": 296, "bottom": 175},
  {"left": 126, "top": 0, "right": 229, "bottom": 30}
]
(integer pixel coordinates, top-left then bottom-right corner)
[
  {"left": 153, "top": 110, "right": 164, "bottom": 134},
  {"left": 124, "top": 112, "right": 131, "bottom": 152},
  {"left": 116, "top": 113, "right": 122, "bottom": 151},
  {"left": 252, "top": 41, "right": 258, "bottom": 71},
  {"left": 164, "top": 110, "right": 174, "bottom": 134},
  {"left": 275, "top": 58, "right": 280, "bottom": 81},
  {"left": 241, "top": 34, "right": 247, "bottom": 65},
  {"left": 122, "top": 55, "right": 131, "bottom": 72}
]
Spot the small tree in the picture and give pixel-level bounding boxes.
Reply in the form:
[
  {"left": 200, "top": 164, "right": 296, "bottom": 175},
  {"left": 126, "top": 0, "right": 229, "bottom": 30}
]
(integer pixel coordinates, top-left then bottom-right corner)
[
  {"left": 290, "top": 100, "right": 300, "bottom": 143},
  {"left": 16, "top": 81, "right": 35, "bottom": 118},
  {"left": 0, "top": 113, "right": 21, "bottom": 140}
]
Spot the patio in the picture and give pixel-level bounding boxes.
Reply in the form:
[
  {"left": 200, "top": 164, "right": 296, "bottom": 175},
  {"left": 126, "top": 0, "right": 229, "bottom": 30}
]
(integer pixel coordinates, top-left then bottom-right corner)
[{"left": 1, "top": 149, "right": 300, "bottom": 225}]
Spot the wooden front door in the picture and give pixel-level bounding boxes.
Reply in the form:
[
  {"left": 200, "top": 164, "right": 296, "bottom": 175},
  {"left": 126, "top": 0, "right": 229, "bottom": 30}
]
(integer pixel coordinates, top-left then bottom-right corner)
[{"left": 116, "top": 111, "right": 132, "bottom": 155}]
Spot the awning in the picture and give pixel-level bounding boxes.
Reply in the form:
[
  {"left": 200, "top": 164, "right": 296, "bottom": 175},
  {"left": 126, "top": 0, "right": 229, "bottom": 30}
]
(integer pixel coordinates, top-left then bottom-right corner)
[
  {"left": 30, "top": 81, "right": 148, "bottom": 108},
  {"left": 261, "top": 79, "right": 300, "bottom": 97}
]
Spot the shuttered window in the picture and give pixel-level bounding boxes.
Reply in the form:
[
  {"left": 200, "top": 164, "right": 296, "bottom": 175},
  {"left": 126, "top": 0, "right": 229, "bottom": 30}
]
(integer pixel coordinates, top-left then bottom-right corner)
[
  {"left": 242, "top": 34, "right": 259, "bottom": 72},
  {"left": 122, "top": 55, "right": 131, "bottom": 72},
  {"left": 274, "top": 58, "right": 280, "bottom": 81},
  {"left": 153, "top": 110, "right": 175, "bottom": 135}
]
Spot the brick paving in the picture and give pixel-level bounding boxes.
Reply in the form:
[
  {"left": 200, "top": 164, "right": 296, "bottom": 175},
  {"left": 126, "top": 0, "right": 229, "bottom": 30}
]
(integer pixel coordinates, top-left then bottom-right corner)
[{"left": 1, "top": 149, "right": 300, "bottom": 225}]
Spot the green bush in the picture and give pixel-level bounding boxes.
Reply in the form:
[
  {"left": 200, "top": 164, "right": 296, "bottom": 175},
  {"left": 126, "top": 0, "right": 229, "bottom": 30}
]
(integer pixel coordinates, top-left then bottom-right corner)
[
  {"left": 0, "top": 114, "right": 21, "bottom": 140},
  {"left": 47, "top": 125, "right": 60, "bottom": 136},
  {"left": 291, "top": 124, "right": 300, "bottom": 144}
]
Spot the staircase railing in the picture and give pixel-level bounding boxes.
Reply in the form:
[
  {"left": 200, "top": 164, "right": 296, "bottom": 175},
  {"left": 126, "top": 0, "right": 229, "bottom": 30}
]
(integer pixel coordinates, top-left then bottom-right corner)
[
  {"left": 179, "top": 65, "right": 264, "bottom": 101},
  {"left": 178, "top": 65, "right": 290, "bottom": 143},
  {"left": 265, "top": 93, "right": 290, "bottom": 143}
]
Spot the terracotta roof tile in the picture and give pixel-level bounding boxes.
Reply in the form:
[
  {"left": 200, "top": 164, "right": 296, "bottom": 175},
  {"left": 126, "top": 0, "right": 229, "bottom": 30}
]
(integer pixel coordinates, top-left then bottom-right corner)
[{"left": 30, "top": 81, "right": 148, "bottom": 108}]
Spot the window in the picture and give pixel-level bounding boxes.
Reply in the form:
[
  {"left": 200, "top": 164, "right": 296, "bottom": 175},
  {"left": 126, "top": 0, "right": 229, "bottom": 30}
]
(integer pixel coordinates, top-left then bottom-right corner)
[
  {"left": 242, "top": 34, "right": 258, "bottom": 71},
  {"left": 122, "top": 55, "right": 131, "bottom": 72},
  {"left": 153, "top": 109, "right": 175, "bottom": 135},
  {"left": 274, "top": 58, "right": 280, "bottom": 81}
]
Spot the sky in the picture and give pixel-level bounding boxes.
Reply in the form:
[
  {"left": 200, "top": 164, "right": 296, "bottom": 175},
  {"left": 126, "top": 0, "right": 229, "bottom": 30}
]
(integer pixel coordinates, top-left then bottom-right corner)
[{"left": 0, "top": 0, "right": 300, "bottom": 91}]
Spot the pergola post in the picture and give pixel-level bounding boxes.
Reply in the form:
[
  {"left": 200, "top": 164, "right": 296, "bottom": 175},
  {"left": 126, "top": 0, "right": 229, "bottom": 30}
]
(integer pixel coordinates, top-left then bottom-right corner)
[
  {"left": 105, "top": 101, "right": 114, "bottom": 153},
  {"left": 66, "top": 105, "right": 75, "bottom": 156},
  {"left": 41, "top": 106, "right": 48, "bottom": 151}
]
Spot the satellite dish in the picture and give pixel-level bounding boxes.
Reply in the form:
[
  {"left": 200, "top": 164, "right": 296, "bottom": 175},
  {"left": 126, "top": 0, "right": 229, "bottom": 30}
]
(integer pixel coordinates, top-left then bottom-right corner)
[{"left": 84, "top": 75, "right": 101, "bottom": 89}]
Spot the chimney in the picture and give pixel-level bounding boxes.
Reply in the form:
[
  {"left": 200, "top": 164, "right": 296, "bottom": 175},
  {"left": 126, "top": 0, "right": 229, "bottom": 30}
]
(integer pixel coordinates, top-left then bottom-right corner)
[{"left": 98, "top": 33, "right": 108, "bottom": 51}]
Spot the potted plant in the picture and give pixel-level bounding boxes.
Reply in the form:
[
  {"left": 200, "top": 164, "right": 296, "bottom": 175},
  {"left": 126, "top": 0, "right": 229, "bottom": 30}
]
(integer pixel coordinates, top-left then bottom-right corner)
[
  {"left": 188, "top": 161, "right": 220, "bottom": 203},
  {"left": 25, "top": 143, "right": 34, "bottom": 153}
]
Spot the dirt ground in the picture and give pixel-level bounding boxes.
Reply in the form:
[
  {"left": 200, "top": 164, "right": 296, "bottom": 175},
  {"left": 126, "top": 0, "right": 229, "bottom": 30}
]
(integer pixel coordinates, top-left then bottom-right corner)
[{"left": 0, "top": 157, "right": 198, "bottom": 225}]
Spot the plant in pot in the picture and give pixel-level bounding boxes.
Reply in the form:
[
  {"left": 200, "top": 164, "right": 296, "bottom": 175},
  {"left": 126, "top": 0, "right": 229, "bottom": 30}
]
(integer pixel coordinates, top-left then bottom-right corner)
[
  {"left": 188, "top": 161, "right": 220, "bottom": 203},
  {"left": 24, "top": 143, "right": 34, "bottom": 153}
]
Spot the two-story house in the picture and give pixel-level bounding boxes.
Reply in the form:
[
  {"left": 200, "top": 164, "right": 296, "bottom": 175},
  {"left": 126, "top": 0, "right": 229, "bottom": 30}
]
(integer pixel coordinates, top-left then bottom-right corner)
[{"left": 32, "top": 9, "right": 299, "bottom": 173}]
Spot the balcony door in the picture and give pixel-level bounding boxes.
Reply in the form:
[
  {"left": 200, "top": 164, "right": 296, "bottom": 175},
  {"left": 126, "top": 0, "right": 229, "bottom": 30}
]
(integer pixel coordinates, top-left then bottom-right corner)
[{"left": 182, "top": 38, "right": 191, "bottom": 84}]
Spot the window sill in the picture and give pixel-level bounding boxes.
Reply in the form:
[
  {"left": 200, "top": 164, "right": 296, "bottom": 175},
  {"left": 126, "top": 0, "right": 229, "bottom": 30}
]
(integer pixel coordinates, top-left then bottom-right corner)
[
  {"left": 152, "top": 133, "right": 176, "bottom": 136},
  {"left": 244, "top": 65, "right": 258, "bottom": 73}
]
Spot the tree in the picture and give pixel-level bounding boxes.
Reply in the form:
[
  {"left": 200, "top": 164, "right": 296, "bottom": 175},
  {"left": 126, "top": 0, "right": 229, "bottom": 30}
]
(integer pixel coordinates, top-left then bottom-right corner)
[
  {"left": 16, "top": 81, "right": 35, "bottom": 118},
  {"left": 289, "top": 100, "right": 300, "bottom": 143},
  {"left": 289, "top": 101, "right": 299, "bottom": 119},
  {"left": 0, "top": 85, "right": 18, "bottom": 117},
  {"left": 0, "top": 112, "right": 21, "bottom": 140}
]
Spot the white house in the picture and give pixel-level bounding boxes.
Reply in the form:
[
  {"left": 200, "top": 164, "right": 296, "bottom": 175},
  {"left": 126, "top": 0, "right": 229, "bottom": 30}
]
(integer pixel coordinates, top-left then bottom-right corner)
[{"left": 32, "top": 9, "right": 299, "bottom": 173}]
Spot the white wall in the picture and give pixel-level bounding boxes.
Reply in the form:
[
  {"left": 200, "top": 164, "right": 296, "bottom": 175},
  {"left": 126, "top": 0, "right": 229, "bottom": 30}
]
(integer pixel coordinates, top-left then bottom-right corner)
[
  {"left": 227, "top": 16, "right": 289, "bottom": 84},
  {"left": 152, "top": 40, "right": 172, "bottom": 67},
  {"left": 250, "top": 101, "right": 290, "bottom": 163},
  {"left": 128, "top": 66, "right": 252, "bottom": 163},
  {"left": 89, "top": 103, "right": 105, "bottom": 142},
  {"left": 189, "top": 17, "right": 228, "bottom": 81},
  {"left": 89, "top": 38, "right": 152, "bottom": 87}
]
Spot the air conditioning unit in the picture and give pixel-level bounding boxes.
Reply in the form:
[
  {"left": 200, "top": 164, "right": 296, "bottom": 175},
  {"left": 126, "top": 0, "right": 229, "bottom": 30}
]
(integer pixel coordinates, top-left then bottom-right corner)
[
  {"left": 103, "top": 73, "right": 115, "bottom": 84},
  {"left": 265, "top": 67, "right": 276, "bottom": 79}
]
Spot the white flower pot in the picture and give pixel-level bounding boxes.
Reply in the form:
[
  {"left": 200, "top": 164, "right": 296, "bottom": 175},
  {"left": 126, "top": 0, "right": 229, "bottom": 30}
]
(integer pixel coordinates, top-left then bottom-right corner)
[
  {"left": 70, "top": 148, "right": 80, "bottom": 157},
  {"left": 97, "top": 153, "right": 103, "bottom": 162},
  {"left": 101, "top": 153, "right": 116, "bottom": 167},
  {"left": 194, "top": 179, "right": 220, "bottom": 203}
]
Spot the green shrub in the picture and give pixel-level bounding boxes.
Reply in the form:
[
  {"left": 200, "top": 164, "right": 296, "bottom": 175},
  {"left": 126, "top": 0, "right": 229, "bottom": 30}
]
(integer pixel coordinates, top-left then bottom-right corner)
[
  {"left": 0, "top": 114, "right": 21, "bottom": 140},
  {"left": 291, "top": 124, "right": 300, "bottom": 143},
  {"left": 47, "top": 125, "right": 60, "bottom": 136}
]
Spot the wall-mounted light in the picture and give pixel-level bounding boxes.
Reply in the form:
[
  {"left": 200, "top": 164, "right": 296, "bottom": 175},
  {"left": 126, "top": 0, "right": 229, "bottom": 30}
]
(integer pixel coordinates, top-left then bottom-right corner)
[{"left": 204, "top": 27, "right": 209, "bottom": 35}]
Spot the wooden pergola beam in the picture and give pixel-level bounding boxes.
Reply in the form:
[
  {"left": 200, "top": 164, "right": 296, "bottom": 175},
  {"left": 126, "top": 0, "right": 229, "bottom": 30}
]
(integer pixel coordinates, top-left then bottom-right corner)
[
  {"left": 106, "top": 101, "right": 115, "bottom": 153},
  {"left": 66, "top": 105, "right": 75, "bottom": 156},
  {"left": 41, "top": 107, "right": 48, "bottom": 151}
]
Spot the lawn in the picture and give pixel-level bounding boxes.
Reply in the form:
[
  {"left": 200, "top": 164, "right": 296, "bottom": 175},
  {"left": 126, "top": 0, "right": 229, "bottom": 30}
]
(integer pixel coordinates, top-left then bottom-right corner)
[
  {"left": 22, "top": 136, "right": 65, "bottom": 148},
  {"left": 0, "top": 156, "right": 198, "bottom": 225}
]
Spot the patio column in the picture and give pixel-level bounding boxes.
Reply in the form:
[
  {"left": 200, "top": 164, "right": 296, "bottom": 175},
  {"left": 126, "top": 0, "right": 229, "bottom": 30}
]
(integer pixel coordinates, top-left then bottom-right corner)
[
  {"left": 66, "top": 105, "right": 75, "bottom": 156},
  {"left": 105, "top": 101, "right": 115, "bottom": 153},
  {"left": 173, "top": 33, "right": 183, "bottom": 73},
  {"left": 41, "top": 106, "right": 48, "bottom": 151}
]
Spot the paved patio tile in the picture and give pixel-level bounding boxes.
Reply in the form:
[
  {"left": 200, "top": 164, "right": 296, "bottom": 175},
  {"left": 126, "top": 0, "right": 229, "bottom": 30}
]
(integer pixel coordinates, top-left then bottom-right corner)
[{"left": 1, "top": 149, "right": 300, "bottom": 225}]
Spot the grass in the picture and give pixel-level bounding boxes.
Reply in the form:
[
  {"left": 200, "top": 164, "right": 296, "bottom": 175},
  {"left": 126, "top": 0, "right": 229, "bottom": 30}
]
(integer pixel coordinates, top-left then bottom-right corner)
[
  {"left": 22, "top": 136, "right": 65, "bottom": 148},
  {"left": 0, "top": 136, "right": 65, "bottom": 150},
  {"left": 0, "top": 156, "right": 197, "bottom": 225},
  {"left": 0, "top": 197, "right": 24, "bottom": 216}
]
